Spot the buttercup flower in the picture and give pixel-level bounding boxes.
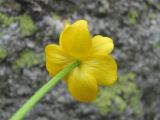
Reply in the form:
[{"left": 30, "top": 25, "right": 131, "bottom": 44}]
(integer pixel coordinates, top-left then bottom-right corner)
[{"left": 45, "top": 20, "right": 117, "bottom": 102}]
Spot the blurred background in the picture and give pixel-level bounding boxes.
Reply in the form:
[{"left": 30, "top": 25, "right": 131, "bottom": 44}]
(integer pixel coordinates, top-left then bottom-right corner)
[{"left": 0, "top": 0, "right": 160, "bottom": 120}]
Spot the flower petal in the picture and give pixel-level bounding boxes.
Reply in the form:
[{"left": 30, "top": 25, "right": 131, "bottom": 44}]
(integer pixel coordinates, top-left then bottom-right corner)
[
  {"left": 59, "top": 21, "right": 70, "bottom": 44},
  {"left": 67, "top": 66, "right": 98, "bottom": 102},
  {"left": 92, "top": 35, "right": 114, "bottom": 55},
  {"left": 60, "top": 20, "right": 92, "bottom": 59},
  {"left": 83, "top": 55, "right": 117, "bottom": 86},
  {"left": 45, "top": 44, "right": 72, "bottom": 76}
]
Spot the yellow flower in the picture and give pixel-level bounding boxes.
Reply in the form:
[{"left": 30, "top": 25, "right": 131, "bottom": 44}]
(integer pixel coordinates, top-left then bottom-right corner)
[{"left": 45, "top": 20, "right": 117, "bottom": 102}]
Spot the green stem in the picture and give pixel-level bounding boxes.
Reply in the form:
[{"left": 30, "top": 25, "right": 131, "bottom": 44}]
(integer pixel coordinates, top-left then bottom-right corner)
[{"left": 10, "top": 60, "right": 80, "bottom": 120}]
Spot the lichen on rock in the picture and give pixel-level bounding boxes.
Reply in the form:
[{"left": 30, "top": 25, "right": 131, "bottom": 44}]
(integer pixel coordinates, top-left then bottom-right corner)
[
  {"left": 18, "top": 15, "right": 37, "bottom": 37},
  {"left": 0, "top": 48, "right": 7, "bottom": 59},
  {"left": 12, "top": 49, "right": 44, "bottom": 69}
]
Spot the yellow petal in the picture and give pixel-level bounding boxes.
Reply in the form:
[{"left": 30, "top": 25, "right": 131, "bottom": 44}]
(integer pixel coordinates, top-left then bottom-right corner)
[
  {"left": 67, "top": 67, "right": 98, "bottom": 102},
  {"left": 92, "top": 35, "right": 114, "bottom": 55},
  {"left": 45, "top": 44, "right": 72, "bottom": 76},
  {"left": 59, "top": 21, "right": 70, "bottom": 43},
  {"left": 64, "top": 20, "right": 70, "bottom": 28},
  {"left": 83, "top": 55, "right": 117, "bottom": 86},
  {"left": 60, "top": 20, "right": 92, "bottom": 59}
]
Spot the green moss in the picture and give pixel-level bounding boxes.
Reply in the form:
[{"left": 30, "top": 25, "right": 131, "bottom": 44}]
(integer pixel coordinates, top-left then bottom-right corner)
[
  {"left": 153, "top": 41, "right": 160, "bottom": 49},
  {"left": 12, "top": 49, "right": 44, "bottom": 69},
  {"left": 128, "top": 10, "right": 139, "bottom": 25},
  {"left": 158, "top": 3, "right": 160, "bottom": 9},
  {"left": 18, "top": 15, "right": 37, "bottom": 37},
  {"left": 148, "top": 13, "right": 157, "bottom": 19},
  {"left": 0, "top": 12, "right": 16, "bottom": 27},
  {"left": 0, "top": 32, "right": 4, "bottom": 39},
  {"left": 95, "top": 72, "right": 142, "bottom": 117},
  {"left": 51, "top": 12, "right": 61, "bottom": 19},
  {"left": 0, "top": 13, "right": 37, "bottom": 37},
  {"left": 0, "top": 48, "right": 7, "bottom": 59}
]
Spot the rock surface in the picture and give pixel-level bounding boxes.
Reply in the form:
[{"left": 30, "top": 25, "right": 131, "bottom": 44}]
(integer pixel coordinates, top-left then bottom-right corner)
[{"left": 0, "top": 0, "right": 160, "bottom": 120}]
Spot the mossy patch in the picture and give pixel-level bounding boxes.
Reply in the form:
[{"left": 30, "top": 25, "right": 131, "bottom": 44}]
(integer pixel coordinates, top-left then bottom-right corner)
[
  {"left": 12, "top": 49, "right": 44, "bottom": 69},
  {"left": 148, "top": 13, "right": 157, "bottom": 19},
  {"left": 51, "top": 12, "right": 61, "bottom": 19},
  {"left": 128, "top": 10, "right": 139, "bottom": 25},
  {"left": 18, "top": 15, "right": 37, "bottom": 37},
  {"left": 0, "top": 12, "right": 15, "bottom": 27},
  {"left": 0, "top": 48, "right": 7, "bottom": 59},
  {"left": 0, "top": 12, "right": 37, "bottom": 37},
  {"left": 0, "top": 32, "right": 4, "bottom": 39},
  {"left": 95, "top": 72, "right": 142, "bottom": 117}
]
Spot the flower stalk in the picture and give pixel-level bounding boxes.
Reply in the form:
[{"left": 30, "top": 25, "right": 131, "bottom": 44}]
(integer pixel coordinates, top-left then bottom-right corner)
[{"left": 10, "top": 60, "right": 80, "bottom": 120}]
